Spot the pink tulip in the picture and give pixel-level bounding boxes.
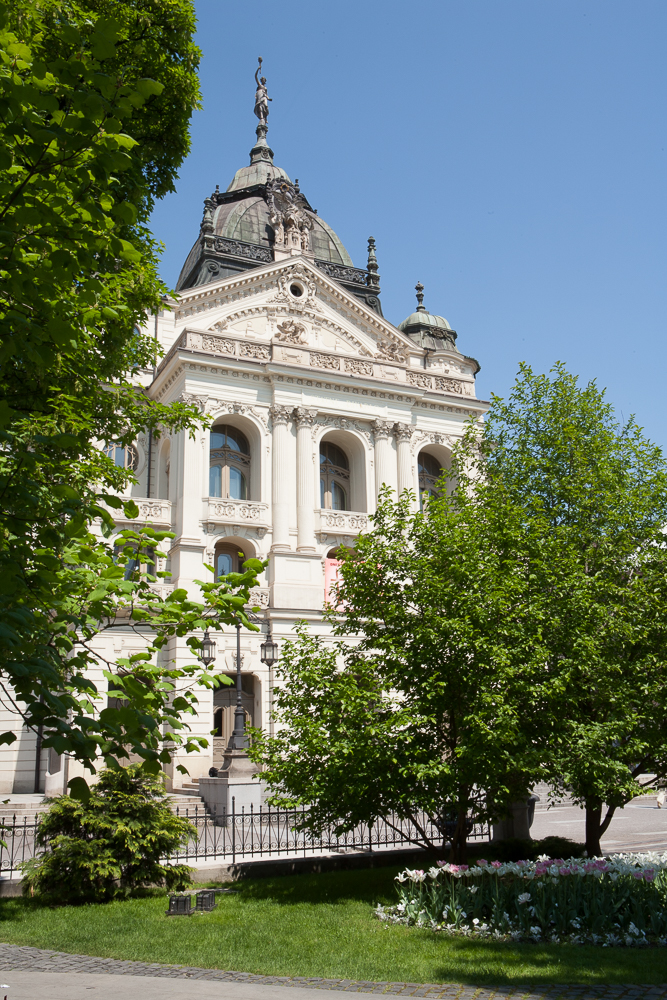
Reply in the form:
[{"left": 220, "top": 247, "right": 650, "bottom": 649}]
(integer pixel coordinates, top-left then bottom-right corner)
[{"left": 491, "top": 861, "right": 502, "bottom": 868}]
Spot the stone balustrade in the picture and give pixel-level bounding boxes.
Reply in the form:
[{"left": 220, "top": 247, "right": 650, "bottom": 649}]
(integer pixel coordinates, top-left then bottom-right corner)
[
  {"left": 205, "top": 498, "right": 270, "bottom": 530},
  {"left": 314, "top": 509, "right": 369, "bottom": 540}
]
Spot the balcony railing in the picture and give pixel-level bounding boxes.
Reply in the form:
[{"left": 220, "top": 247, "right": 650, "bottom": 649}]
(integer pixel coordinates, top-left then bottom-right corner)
[
  {"left": 115, "top": 498, "right": 173, "bottom": 529},
  {"left": 204, "top": 498, "right": 270, "bottom": 531},
  {"left": 315, "top": 509, "right": 369, "bottom": 538}
]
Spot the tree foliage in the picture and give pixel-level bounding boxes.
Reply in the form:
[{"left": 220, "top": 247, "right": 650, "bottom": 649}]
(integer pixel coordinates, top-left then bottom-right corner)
[
  {"left": 0, "top": 0, "right": 245, "bottom": 777},
  {"left": 481, "top": 363, "right": 667, "bottom": 855},
  {"left": 250, "top": 485, "right": 550, "bottom": 863},
  {"left": 21, "top": 764, "right": 195, "bottom": 903},
  {"left": 251, "top": 363, "right": 667, "bottom": 861}
]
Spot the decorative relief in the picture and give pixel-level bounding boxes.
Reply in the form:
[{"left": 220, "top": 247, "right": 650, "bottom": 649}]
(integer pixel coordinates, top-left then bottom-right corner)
[
  {"left": 434, "top": 376, "right": 463, "bottom": 394},
  {"left": 240, "top": 342, "right": 270, "bottom": 360},
  {"left": 276, "top": 319, "right": 308, "bottom": 344},
  {"left": 247, "top": 588, "right": 269, "bottom": 609},
  {"left": 310, "top": 352, "right": 340, "bottom": 371},
  {"left": 213, "top": 237, "right": 272, "bottom": 262},
  {"left": 376, "top": 336, "right": 408, "bottom": 364},
  {"left": 344, "top": 358, "right": 373, "bottom": 376},
  {"left": 201, "top": 334, "right": 236, "bottom": 356},
  {"left": 269, "top": 264, "right": 319, "bottom": 311},
  {"left": 407, "top": 371, "right": 433, "bottom": 389},
  {"left": 314, "top": 415, "right": 374, "bottom": 447}
]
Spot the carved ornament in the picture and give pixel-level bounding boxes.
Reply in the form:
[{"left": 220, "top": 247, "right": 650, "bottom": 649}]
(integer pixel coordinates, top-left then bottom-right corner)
[
  {"left": 266, "top": 178, "right": 314, "bottom": 253},
  {"left": 276, "top": 319, "right": 308, "bottom": 345},
  {"left": 294, "top": 407, "right": 318, "bottom": 428},
  {"left": 269, "top": 404, "right": 293, "bottom": 426},
  {"left": 344, "top": 358, "right": 374, "bottom": 377},
  {"left": 375, "top": 336, "right": 408, "bottom": 364},
  {"left": 310, "top": 352, "right": 340, "bottom": 371},
  {"left": 394, "top": 423, "right": 415, "bottom": 443}
]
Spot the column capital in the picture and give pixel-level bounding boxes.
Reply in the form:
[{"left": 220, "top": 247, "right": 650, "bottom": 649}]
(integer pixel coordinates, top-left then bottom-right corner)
[
  {"left": 394, "top": 422, "right": 415, "bottom": 443},
  {"left": 269, "top": 404, "right": 292, "bottom": 426},
  {"left": 372, "top": 418, "right": 394, "bottom": 440},
  {"left": 294, "top": 406, "right": 318, "bottom": 428}
]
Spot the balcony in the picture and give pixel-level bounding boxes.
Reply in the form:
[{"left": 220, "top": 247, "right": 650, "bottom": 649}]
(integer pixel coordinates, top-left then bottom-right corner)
[
  {"left": 315, "top": 509, "right": 369, "bottom": 541},
  {"left": 204, "top": 498, "right": 270, "bottom": 534},
  {"left": 116, "top": 498, "right": 173, "bottom": 529}
]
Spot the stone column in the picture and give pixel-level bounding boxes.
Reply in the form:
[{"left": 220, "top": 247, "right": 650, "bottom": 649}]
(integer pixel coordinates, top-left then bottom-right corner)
[
  {"left": 270, "top": 405, "right": 293, "bottom": 551},
  {"left": 394, "top": 423, "right": 415, "bottom": 498},
  {"left": 295, "top": 407, "right": 317, "bottom": 552},
  {"left": 372, "top": 419, "right": 395, "bottom": 501}
]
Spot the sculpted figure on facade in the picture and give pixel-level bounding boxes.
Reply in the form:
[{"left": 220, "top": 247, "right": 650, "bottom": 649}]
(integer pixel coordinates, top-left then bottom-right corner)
[
  {"left": 266, "top": 177, "right": 314, "bottom": 253},
  {"left": 254, "top": 57, "right": 271, "bottom": 124},
  {"left": 375, "top": 336, "right": 407, "bottom": 364},
  {"left": 275, "top": 319, "right": 308, "bottom": 344}
]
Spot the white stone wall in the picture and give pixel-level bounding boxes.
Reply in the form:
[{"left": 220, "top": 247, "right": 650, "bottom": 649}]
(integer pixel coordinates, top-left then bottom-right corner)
[{"left": 1, "top": 256, "right": 488, "bottom": 794}]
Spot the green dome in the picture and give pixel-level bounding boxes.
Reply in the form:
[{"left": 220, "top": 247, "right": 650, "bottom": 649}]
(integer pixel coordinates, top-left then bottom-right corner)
[
  {"left": 398, "top": 310, "right": 453, "bottom": 334},
  {"left": 397, "top": 283, "right": 459, "bottom": 352}
]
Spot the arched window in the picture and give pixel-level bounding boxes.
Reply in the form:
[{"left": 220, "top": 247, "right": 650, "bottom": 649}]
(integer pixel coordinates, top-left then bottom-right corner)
[
  {"left": 209, "top": 425, "right": 250, "bottom": 499},
  {"left": 214, "top": 543, "right": 246, "bottom": 581},
  {"left": 418, "top": 452, "right": 443, "bottom": 507},
  {"left": 320, "top": 441, "right": 350, "bottom": 511},
  {"left": 104, "top": 442, "right": 138, "bottom": 471}
]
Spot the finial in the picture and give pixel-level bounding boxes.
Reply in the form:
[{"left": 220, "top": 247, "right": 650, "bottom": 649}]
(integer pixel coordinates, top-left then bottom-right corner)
[
  {"left": 366, "top": 237, "right": 380, "bottom": 291},
  {"left": 294, "top": 178, "right": 300, "bottom": 193},
  {"left": 201, "top": 195, "right": 214, "bottom": 235},
  {"left": 415, "top": 281, "right": 425, "bottom": 311}
]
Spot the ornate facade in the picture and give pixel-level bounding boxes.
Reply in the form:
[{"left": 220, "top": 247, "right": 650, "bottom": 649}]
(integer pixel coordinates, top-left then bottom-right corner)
[{"left": 0, "top": 65, "right": 488, "bottom": 797}]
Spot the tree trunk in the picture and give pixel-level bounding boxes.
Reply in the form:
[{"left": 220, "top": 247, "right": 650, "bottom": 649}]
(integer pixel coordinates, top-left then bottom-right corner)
[
  {"left": 449, "top": 806, "right": 468, "bottom": 865},
  {"left": 585, "top": 802, "right": 602, "bottom": 857}
]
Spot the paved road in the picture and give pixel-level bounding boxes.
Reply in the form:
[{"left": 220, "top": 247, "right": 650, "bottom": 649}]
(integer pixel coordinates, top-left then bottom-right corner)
[
  {"left": 532, "top": 798, "right": 667, "bottom": 854},
  {"left": 0, "top": 945, "right": 665, "bottom": 1000}
]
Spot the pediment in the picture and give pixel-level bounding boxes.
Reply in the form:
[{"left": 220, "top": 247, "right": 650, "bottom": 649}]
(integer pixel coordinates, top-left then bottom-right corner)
[{"left": 173, "top": 257, "right": 416, "bottom": 366}]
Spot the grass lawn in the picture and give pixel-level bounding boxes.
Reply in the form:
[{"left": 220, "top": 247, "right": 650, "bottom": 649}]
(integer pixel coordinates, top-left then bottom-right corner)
[{"left": 1, "top": 865, "right": 667, "bottom": 985}]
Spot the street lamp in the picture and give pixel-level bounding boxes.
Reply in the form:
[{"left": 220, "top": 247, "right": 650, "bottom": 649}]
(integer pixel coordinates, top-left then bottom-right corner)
[
  {"left": 199, "top": 629, "right": 217, "bottom": 667},
  {"left": 260, "top": 630, "right": 279, "bottom": 667},
  {"left": 230, "top": 613, "right": 279, "bottom": 751}
]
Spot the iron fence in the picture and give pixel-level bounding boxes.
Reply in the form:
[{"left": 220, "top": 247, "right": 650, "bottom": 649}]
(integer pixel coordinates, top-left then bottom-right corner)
[
  {"left": 170, "top": 800, "right": 490, "bottom": 865},
  {"left": 0, "top": 804, "right": 490, "bottom": 876},
  {"left": 0, "top": 816, "right": 41, "bottom": 875}
]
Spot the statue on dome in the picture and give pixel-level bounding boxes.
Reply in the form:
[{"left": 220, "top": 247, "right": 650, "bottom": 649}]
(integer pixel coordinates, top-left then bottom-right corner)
[{"left": 254, "top": 57, "right": 271, "bottom": 124}]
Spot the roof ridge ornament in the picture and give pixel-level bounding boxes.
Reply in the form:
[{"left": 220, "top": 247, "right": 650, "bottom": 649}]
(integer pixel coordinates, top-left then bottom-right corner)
[
  {"left": 415, "top": 281, "right": 426, "bottom": 312},
  {"left": 250, "top": 57, "right": 274, "bottom": 167}
]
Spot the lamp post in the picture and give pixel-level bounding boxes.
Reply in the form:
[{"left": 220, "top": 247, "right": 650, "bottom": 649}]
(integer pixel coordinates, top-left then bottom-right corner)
[{"left": 230, "top": 614, "right": 279, "bottom": 750}]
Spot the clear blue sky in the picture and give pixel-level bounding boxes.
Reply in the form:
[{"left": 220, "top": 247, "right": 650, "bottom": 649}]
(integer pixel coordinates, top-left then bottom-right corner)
[{"left": 150, "top": 0, "right": 667, "bottom": 449}]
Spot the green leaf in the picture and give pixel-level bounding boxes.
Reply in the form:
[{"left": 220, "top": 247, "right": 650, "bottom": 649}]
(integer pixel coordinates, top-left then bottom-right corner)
[{"left": 68, "top": 777, "right": 91, "bottom": 804}]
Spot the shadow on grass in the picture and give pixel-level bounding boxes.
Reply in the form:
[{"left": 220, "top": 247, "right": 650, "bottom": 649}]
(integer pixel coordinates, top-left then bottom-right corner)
[{"left": 222, "top": 864, "right": 403, "bottom": 906}]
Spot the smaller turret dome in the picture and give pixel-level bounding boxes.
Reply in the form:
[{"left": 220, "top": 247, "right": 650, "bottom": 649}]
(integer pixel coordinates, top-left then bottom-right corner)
[{"left": 398, "top": 282, "right": 459, "bottom": 352}]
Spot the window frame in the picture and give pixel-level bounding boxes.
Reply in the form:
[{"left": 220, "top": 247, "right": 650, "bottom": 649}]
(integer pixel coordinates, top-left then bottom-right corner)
[{"left": 209, "top": 424, "right": 251, "bottom": 500}]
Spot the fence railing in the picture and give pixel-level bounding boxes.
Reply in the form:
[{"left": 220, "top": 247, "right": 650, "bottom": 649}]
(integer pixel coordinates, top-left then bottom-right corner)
[
  {"left": 0, "top": 804, "right": 490, "bottom": 876},
  {"left": 0, "top": 816, "right": 41, "bottom": 875},
  {"left": 170, "top": 801, "right": 490, "bottom": 865}
]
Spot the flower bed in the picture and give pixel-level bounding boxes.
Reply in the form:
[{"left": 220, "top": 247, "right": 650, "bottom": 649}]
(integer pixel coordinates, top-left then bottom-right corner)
[{"left": 376, "top": 854, "right": 667, "bottom": 945}]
